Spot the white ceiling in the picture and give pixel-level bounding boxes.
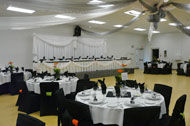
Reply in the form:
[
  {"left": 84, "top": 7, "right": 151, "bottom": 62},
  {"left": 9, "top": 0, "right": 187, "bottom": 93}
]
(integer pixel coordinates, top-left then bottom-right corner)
[{"left": 0, "top": 0, "right": 190, "bottom": 34}]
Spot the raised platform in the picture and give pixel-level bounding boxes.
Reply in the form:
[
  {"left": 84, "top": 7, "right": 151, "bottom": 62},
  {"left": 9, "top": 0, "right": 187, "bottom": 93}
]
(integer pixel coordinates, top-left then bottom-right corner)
[{"left": 76, "top": 68, "right": 134, "bottom": 79}]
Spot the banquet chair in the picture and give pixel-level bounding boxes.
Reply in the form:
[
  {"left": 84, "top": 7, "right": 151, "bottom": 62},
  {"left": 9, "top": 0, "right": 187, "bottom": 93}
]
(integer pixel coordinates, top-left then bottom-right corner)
[
  {"left": 123, "top": 106, "right": 160, "bottom": 126},
  {"left": 64, "top": 99, "right": 93, "bottom": 126},
  {"left": 18, "top": 81, "right": 41, "bottom": 114},
  {"left": 9, "top": 72, "right": 24, "bottom": 95},
  {"left": 16, "top": 113, "right": 45, "bottom": 126},
  {"left": 0, "top": 82, "right": 10, "bottom": 95},
  {"left": 153, "top": 94, "right": 187, "bottom": 126},
  {"left": 144, "top": 62, "right": 149, "bottom": 74},
  {"left": 40, "top": 82, "right": 59, "bottom": 116},
  {"left": 186, "top": 64, "right": 190, "bottom": 76},
  {"left": 125, "top": 80, "right": 137, "bottom": 88},
  {"left": 177, "top": 63, "right": 185, "bottom": 75},
  {"left": 55, "top": 88, "right": 67, "bottom": 126},
  {"left": 66, "top": 80, "right": 95, "bottom": 100},
  {"left": 153, "top": 84, "right": 172, "bottom": 115}
]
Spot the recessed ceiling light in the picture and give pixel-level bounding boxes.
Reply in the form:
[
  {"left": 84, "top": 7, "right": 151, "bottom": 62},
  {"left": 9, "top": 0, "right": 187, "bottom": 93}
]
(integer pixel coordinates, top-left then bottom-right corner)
[
  {"left": 88, "top": 20, "right": 106, "bottom": 24},
  {"left": 152, "top": 31, "right": 160, "bottom": 33},
  {"left": 160, "top": 18, "right": 167, "bottom": 22},
  {"left": 7, "top": 6, "right": 35, "bottom": 14},
  {"left": 114, "top": 24, "right": 123, "bottom": 28},
  {"left": 134, "top": 28, "right": 146, "bottom": 31},
  {"left": 88, "top": 0, "right": 104, "bottom": 4},
  {"left": 124, "top": 10, "right": 141, "bottom": 17},
  {"left": 99, "top": 4, "right": 114, "bottom": 8},
  {"left": 168, "top": 23, "right": 178, "bottom": 26},
  {"left": 55, "top": 15, "right": 76, "bottom": 20},
  {"left": 185, "top": 26, "right": 190, "bottom": 29}
]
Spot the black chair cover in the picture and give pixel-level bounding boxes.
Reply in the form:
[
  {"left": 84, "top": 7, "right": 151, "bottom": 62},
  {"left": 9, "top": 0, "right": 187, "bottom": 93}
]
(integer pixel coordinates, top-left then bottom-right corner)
[
  {"left": 153, "top": 84, "right": 172, "bottom": 115},
  {"left": 123, "top": 106, "right": 160, "bottom": 126},
  {"left": 40, "top": 82, "right": 59, "bottom": 116},
  {"left": 16, "top": 81, "right": 29, "bottom": 106},
  {"left": 16, "top": 113, "right": 45, "bottom": 126},
  {"left": 64, "top": 99, "right": 93, "bottom": 126},
  {"left": 9, "top": 73, "right": 24, "bottom": 95}
]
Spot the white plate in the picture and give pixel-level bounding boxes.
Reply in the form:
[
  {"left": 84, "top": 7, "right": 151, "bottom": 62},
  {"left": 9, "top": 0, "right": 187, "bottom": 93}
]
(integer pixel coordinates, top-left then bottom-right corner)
[
  {"left": 89, "top": 99, "right": 104, "bottom": 104},
  {"left": 80, "top": 96, "right": 90, "bottom": 100},
  {"left": 124, "top": 100, "right": 142, "bottom": 107},
  {"left": 107, "top": 102, "right": 118, "bottom": 108},
  {"left": 146, "top": 94, "right": 161, "bottom": 100},
  {"left": 144, "top": 100, "right": 156, "bottom": 105},
  {"left": 78, "top": 91, "right": 91, "bottom": 96}
]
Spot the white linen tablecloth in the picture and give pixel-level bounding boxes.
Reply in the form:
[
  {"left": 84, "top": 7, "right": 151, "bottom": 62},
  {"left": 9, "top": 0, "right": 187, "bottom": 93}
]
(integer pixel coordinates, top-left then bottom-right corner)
[
  {"left": 0, "top": 72, "right": 32, "bottom": 85},
  {"left": 76, "top": 87, "right": 166, "bottom": 126},
  {"left": 26, "top": 77, "right": 78, "bottom": 95}
]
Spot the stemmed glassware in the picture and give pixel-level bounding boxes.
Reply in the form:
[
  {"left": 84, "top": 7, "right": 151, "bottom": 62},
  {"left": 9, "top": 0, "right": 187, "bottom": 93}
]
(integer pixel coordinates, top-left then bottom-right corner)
[{"left": 93, "top": 82, "right": 98, "bottom": 101}]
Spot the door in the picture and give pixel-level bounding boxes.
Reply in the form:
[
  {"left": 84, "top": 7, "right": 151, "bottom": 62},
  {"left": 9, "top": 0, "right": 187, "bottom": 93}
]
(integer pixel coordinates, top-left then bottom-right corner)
[
  {"left": 152, "top": 49, "right": 159, "bottom": 61},
  {"left": 136, "top": 48, "right": 144, "bottom": 69}
]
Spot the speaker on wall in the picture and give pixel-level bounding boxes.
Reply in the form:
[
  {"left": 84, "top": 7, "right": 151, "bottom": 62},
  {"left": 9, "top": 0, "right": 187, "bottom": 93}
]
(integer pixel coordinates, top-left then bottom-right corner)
[{"left": 73, "top": 25, "right": 81, "bottom": 37}]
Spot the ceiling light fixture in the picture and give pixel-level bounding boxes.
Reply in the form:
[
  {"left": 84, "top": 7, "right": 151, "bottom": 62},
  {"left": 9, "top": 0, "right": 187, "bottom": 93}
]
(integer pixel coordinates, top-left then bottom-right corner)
[
  {"left": 185, "top": 26, "right": 190, "bottom": 29},
  {"left": 99, "top": 4, "right": 114, "bottom": 8},
  {"left": 160, "top": 18, "right": 167, "bottom": 22},
  {"left": 124, "top": 10, "right": 141, "bottom": 17},
  {"left": 134, "top": 28, "right": 146, "bottom": 31},
  {"left": 7, "top": 6, "right": 35, "bottom": 14},
  {"left": 114, "top": 24, "right": 123, "bottom": 28},
  {"left": 88, "top": 20, "right": 106, "bottom": 24},
  {"left": 88, "top": 0, "right": 104, "bottom": 4},
  {"left": 168, "top": 23, "right": 178, "bottom": 26},
  {"left": 55, "top": 15, "right": 76, "bottom": 20},
  {"left": 152, "top": 31, "right": 160, "bottom": 33}
]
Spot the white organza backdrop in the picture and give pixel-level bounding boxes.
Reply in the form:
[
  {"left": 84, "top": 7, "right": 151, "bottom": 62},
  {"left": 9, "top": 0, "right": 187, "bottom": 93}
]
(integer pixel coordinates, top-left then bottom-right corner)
[{"left": 33, "top": 34, "right": 106, "bottom": 60}]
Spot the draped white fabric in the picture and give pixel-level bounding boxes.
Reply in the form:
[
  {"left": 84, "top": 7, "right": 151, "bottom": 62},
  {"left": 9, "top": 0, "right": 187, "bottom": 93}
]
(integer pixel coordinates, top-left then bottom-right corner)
[
  {"left": 33, "top": 34, "right": 106, "bottom": 60},
  {"left": 33, "top": 60, "right": 131, "bottom": 74}
]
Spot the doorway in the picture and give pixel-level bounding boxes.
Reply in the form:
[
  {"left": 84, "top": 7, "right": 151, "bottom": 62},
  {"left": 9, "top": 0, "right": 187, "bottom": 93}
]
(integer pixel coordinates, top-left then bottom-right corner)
[
  {"left": 152, "top": 48, "right": 159, "bottom": 61},
  {"left": 136, "top": 48, "right": 144, "bottom": 69}
]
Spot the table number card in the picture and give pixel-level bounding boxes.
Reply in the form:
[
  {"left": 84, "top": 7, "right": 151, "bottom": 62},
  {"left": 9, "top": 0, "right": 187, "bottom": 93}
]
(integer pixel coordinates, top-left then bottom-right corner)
[{"left": 121, "top": 72, "right": 128, "bottom": 81}]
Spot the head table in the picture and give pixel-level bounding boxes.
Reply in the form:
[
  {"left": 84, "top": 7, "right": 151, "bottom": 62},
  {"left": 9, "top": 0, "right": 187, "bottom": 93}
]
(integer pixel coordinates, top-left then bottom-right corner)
[
  {"left": 26, "top": 76, "right": 78, "bottom": 95},
  {"left": 75, "top": 87, "right": 166, "bottom": 126}
]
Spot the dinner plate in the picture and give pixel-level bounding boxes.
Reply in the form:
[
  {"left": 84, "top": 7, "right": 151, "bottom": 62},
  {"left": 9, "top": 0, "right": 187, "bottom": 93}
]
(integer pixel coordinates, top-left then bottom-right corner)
[
  {"left": 78, "top": 91, "right": 91, "bottom": 96},
  {"left": 107, "top": 102, "right": 118, "bottom": 108},
  {"left": 124, "top": 100, "right": 142, "bottom": 107},
  {"left": 89, "top": 99, "right": 104, "bottom": 104},
  {"left": 144, "top": 100, "right": 156, "bottom": 105},
  {"left": 146, "top": 94, "right": 161, "bottom": 100},
  {"left": 80, "top": 96, "right": 90, "bottom": 100}
]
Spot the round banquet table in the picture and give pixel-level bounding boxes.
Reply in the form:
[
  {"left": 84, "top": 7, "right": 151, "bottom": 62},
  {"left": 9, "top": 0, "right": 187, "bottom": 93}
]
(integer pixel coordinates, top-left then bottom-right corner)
[
  {"left": 26, "top": 76, "right": 78, "bottom": 95},
  {"left": 75, "top": 87, "right": 166, "bottom": 126},
  {"left": 0, "top": 71, "right": 32, "bottom": 85}
]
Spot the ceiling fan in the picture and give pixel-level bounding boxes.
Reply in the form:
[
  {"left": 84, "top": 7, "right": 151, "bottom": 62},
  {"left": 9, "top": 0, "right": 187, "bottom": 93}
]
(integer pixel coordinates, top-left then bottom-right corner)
[{"left": 81, "top": 0, "right": 190, "bottom": 41}]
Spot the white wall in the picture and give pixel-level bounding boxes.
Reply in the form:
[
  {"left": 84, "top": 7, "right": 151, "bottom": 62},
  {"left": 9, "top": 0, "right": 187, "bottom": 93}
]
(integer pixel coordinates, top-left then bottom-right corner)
[
  {"left": 0, "top": 24, "right": 145, "bottom": 69},
  {"left": 144, "top": 32, "right": 190, "bottom": 69}
]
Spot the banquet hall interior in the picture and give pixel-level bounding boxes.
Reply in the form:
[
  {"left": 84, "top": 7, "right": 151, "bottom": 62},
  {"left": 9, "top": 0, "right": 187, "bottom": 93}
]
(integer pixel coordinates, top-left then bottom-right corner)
[{"left": 0, "top": 0, "right": 190, "bottom": 126}]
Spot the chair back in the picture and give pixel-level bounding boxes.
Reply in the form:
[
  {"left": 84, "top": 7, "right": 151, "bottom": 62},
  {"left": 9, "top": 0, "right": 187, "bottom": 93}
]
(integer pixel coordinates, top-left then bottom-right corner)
[
  {"left": 11, "top": 73, "right": 24, "bottom": 82},
  {"left": 125, "top": 80, "right": 137, "bottom": 88},
  {"left": 16, "top": 113, "right": 45, "bottom": 126},
  {"left": 40, "top": 82, "right": 59, "bottom": 116},
  {"left": 64, "top": 99, "right": 93, "bottom": 126},
  {"left": 76, "top": 79, "right": 95, "bottom": 93},
  {"left": 170, "top": 95, "right": 187, "bottom": 126},
  {"left": 154, "top": 84, "right": 172, "bottom": 115},
  {"left": 123, "top": 106, "right": 160, "bottom": 126}
]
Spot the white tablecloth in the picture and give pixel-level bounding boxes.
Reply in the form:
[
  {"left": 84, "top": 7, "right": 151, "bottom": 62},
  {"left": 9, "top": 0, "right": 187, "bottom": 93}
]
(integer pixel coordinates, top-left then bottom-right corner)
[
  {"left": 147, "top": 63, "right": 166, "bottom": 68},
  {"left": 180, "top": 63, "right": 187, "bottom": 73},
  {"left": 76, "top": 87, "right": 166, "bottom": 126},
  {"left": 0, "top": 72, "right": 32, "bottom": 85},
  {"left": 33, "top": 59, "right": 131, "bottom": 74},
  {"left": 26, "top": 77, "right": 78, "bottom": 95}
]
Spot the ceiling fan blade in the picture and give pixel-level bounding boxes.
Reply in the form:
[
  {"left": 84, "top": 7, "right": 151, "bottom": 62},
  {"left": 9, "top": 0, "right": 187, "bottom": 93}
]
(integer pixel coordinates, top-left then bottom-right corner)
[
  {"left": 139, "top": 0, "right": 155, "bottom": 11},
  {"left": 167, "top": 11, "right": 190, "bottom": 37},
  {"left": 148, "top": 23, "right": 154, "bottom": 42},
  {"left": 171, "top": 2, "right": 190, "bottom": 11}
]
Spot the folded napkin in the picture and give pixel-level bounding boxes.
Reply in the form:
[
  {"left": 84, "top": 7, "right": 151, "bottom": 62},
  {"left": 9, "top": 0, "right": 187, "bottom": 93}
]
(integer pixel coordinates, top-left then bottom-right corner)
[
  {"left": 98, "top": 78, "right": 107, "bottom": 95},
  {"left": 106, "top": 91, "right": 115, "bottom": 97}
]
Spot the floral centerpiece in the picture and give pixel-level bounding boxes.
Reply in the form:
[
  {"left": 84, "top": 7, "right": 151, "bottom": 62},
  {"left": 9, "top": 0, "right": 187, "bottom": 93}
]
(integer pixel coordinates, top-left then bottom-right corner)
[
  {"left": 53, "top": 62, "right": 60, "bottom": 80},
  {"left": 8, "top": 61, "right": 14, "bottom": 73},
  {"left": 115, "top": 69, "right": 123, "bottom": 86}
]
